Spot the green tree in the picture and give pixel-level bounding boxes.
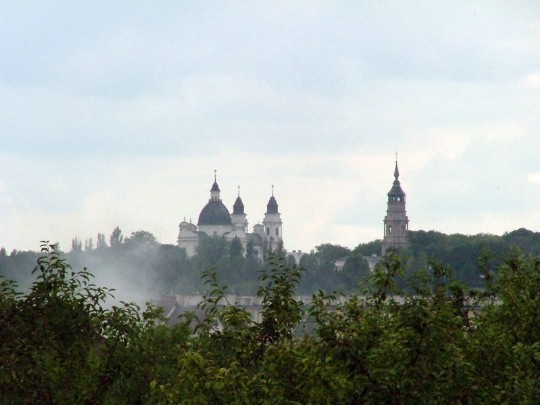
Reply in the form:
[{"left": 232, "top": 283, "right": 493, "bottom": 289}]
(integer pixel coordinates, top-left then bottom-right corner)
[
  {"left": 110, "top": 226, "right": 123, "bottom": 248},
  {"left": 96, "top": 233, "right": 107, "bottom": 249},
  {"left": 229, "top": 236, "right": 243, "bottom": 258},
  {"left": 71, "top": 237, "right": 82, "bottom": 253},
  {"left": 0, "top": 243, "right": 157, "bottom": 403},
  {"left": 84, "top": 237, "right": 94, "bottom": 252},
  {"left": 125, "top": 230, "right": 158, "bottom": 247},
  {"left": 336, "top": 253, "right": 371, "bottom": 291},
  {"left": 194, "top": 235, "right": 228, "bottom": 270}
]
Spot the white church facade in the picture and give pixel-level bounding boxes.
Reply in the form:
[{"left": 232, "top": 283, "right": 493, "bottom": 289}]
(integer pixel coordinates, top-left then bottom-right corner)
[{"left": 177, "top": 175, "right": 283, "bottom": 258}]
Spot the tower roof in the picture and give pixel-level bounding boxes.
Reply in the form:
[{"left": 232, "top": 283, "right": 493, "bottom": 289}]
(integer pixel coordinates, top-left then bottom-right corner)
[
  {"left": 266, "top": 185, "right": 279, "bottom": 214},
  {"left": 387, "top": 160, "right": 405, "bottom": 197},
  {"left": 232, "top": 186, "right": 245, "bottom": 214},
  {"left": 210, "top": 170, "right": 220, "bottom": 192},
  {"left": 233, "top": 196, "right": 245, "bottom": 214},
  {"left": 266, "top": 196, "right": 279, "bottom": 214}
]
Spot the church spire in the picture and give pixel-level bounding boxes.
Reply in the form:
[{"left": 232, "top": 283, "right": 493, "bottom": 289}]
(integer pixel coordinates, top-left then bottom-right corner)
[
  {"left": 394, "top": 152, "right": 400, "bottom": 179},
  {"left": 263, "top": 184, "right": 283, "bottom": 252}
]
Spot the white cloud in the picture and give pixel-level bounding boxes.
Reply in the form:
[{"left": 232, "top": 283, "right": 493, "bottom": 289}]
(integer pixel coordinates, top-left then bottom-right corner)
[
  {"left": 527, "top": 173, "right": 540, "bottom": 186},
  {"left": 520, "top": 73, "right": 540, "bottom": 89}
]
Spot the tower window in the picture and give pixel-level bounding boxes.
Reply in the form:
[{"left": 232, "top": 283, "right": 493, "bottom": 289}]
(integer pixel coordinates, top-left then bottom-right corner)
[
  {"left": 266, "top": 227, "right": 269, "bottom": 236},
  {"left": 389, "top": 225, "right": 392, "bottom": 235},
  {"left": 276, "top": 228, "right": 279, "bottom": 236}
]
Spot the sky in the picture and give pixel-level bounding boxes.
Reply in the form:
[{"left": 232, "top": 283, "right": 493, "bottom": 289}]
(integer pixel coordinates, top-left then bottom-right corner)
[{"left": 1, "top": 1, "right": 540, "bottom": 254}]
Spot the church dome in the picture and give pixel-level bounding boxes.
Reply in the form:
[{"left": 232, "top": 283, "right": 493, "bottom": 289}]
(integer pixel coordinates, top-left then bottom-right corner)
[
  {"left": 198, "top": 200, "right": 232, "bottom": 226},
  {"left": 198, "top": 173, "right": 232, "bottom": 226}
]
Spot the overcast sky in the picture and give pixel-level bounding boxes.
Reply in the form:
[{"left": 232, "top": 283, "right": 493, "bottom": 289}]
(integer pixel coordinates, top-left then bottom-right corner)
[{"left": 1, "top": 1, "right": 539, "bottom": 253}]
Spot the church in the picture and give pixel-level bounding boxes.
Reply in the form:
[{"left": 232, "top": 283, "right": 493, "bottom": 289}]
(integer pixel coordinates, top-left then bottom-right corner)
[
  {"left": 177, "top": 173, "right": 283, "bottom": 258},
  {"left": 178, "top": 158, "right": 409, "bottom": 260}
]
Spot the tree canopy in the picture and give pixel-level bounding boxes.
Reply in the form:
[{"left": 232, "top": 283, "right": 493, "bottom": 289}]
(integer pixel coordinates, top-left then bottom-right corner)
[
  {"left": 2, "top": 244, "right": 540, "bottom": 403},
  {"left": 4, "top": 227, "right": 540, "bottom": 298}
]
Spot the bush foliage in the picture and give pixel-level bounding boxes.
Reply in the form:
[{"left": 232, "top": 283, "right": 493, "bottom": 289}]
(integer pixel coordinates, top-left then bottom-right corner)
[{"left": 2, "top": 244, "right": 540, "bottom": 403}]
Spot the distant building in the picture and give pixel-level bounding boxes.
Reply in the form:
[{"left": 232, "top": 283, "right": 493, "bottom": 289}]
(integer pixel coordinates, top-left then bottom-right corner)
[
  {"left": 177, "top": 173, "right": 283, "bottom": 258},
  {"left": 334, "top": 253, "right": 380, "bottom": 272},
  {"left": 288, "top": 250, "right": 305, "bottom": 265},
  {"left": 334, "top": 257, "right": 348, "bottom": 271},
  {"left": 364, "top": 253, "right": 381, "bottom": 271},
  {"left": 381, "top": 159, "right": 410, "bottom": 255}
]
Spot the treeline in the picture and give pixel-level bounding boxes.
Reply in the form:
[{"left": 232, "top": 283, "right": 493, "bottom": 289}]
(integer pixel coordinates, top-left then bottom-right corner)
[
  {"left": 354, "top": 227, "right": 540, "bottom": 287},
  {"left": 0, "top": 228, "right": 265, "bottom": 299},
  {"left": 2, "top": 227, "right": 540, "bottom": 297},
  {"left": 2, "top": 244, "right": 540, "bottom": 403}
]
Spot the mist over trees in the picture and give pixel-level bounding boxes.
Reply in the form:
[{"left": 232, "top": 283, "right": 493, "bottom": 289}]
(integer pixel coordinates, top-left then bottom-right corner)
[{"left": 2, "top": 227, "right": 540, "bottom": 301}]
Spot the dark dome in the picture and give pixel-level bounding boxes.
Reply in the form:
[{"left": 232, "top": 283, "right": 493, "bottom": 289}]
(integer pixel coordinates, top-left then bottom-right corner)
[
  {"left": 266, "top": 196, "right": 279, "bottom": 214},
  {"left": 233, "top": 196, "right": 245, "bottom": 214},
  {"left": 198, "top": 200, "right": 232, "bottom": 226}
]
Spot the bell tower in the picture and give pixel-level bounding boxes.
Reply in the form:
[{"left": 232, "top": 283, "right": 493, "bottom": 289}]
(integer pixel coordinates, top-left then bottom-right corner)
[
  {"left": 262, "top": 185, "right": 283, "bottom": 253},
  {"left": 231, "top": 186, "right": 248, "bottom": 233},
  {"left": 382, "top": 156, "right": 409, "bottom": 255}
]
